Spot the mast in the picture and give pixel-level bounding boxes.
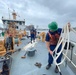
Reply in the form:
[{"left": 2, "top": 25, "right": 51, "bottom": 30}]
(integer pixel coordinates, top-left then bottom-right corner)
[
  {"left": 12, "top": 10, "right": 17, "bottom": 20},
  {"left": 8, "top": 8, "right": 10, "bottom": 19}
]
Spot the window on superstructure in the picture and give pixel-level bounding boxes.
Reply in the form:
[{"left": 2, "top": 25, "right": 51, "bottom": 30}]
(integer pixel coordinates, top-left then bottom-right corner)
[
  {"left": 16, "top": 26, "right": 18, "bottom": 29},
  {"left": 19, "top": 22, "right": 22, "bottom": 25}
]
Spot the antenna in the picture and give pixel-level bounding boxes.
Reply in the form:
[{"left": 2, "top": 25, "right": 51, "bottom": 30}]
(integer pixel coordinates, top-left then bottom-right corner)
[{"left": 8, "top": 8, "right": 10, "bottom": 19}]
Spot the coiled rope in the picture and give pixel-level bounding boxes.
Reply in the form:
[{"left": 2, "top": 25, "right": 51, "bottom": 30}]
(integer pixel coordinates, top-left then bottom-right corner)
[{"left": 52, "top": 24, "right": 70, "bottom": 75}]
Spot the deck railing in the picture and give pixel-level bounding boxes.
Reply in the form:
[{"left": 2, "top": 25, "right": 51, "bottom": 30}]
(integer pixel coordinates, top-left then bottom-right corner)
[{"left": 52, "top": 23, "right": 76, "bottom": 75}]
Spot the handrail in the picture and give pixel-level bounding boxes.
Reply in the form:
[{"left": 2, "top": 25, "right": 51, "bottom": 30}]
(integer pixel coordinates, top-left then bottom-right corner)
[{"left": 63, "top": 53, "right": 76, "bottom": 68}]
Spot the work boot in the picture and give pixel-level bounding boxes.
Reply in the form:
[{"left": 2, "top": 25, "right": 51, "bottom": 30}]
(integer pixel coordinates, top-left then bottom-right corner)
[
  {"left": 55, "top": 66, "right": 59, "bottom": 73},
  {"left": 46, "top": 64, "right": 51, "bottom": 70}
]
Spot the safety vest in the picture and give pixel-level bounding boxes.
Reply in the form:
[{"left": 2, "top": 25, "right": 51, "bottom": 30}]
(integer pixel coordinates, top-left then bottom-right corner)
[
  {"left": 48, "top": 32, "right": 60, "bottom": 45},
  {"left": 31, "top": 31, "right": 35, "bottom": 34},
  {"left": 31, "top": 30, "right": 35, "bottom": 34}
]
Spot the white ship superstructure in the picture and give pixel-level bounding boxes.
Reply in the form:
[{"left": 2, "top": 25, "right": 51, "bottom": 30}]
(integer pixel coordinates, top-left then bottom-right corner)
[{"left": 2, "top": 10, "right": 25, "bottom": 31}]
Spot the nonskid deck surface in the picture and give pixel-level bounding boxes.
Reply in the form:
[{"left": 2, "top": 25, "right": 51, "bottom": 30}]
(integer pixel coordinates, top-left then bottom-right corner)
[{"left": 10, "top": 37, "right": 75, "bottom": 75}]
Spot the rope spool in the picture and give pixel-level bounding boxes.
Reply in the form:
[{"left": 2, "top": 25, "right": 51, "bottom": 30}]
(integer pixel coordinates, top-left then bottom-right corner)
[
  {"left": 0, "top": 46, "right": 4, "bottom": 51},
  {"left": 39, "top": 32, "right": 45, "bottom": 42},
  {"left": 14, "top": 37, "right": 19, "bottom": 44}
]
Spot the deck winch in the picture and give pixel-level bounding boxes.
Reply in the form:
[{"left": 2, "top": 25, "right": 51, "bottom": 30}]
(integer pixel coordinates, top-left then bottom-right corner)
[{"left": 0, "top": 37, "right": 6, "bottom": 56}]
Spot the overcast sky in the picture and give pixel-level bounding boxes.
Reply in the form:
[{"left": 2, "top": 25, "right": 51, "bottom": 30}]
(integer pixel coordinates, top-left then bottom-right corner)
[{"left": 0, "top": 0, "right": 76, "bottom": 28}]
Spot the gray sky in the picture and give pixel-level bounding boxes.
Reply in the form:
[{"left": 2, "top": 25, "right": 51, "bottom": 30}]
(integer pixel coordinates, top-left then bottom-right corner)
[{"left": 0, "top": 0, "right": 76, "bottom": 28}]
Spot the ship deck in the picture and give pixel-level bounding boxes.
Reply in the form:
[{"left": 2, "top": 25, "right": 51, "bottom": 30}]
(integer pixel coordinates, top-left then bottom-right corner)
[{"left": 10, "top": 37, "right": 75, "bottom": 75}]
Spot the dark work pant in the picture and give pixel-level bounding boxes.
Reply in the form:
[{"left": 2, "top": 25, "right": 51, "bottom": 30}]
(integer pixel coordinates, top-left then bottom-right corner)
[
  {"left": 31, "top": 36, "right": 35, "bottom": 42},
  {"left": 48, "top": 44, "right": 62, "bottom": 64}
]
